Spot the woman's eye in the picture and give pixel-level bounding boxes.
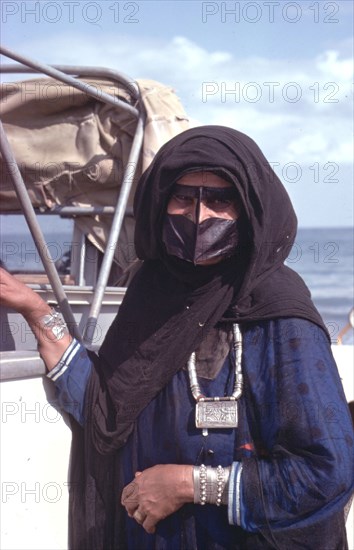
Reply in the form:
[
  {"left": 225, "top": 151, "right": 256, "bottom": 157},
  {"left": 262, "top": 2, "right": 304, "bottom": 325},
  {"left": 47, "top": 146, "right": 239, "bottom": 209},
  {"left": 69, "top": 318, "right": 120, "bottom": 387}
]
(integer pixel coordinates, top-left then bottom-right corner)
[
  {"left": 173, "top": 194, "right": 194, "bottom": 204},
  {"left": 206, "top": 199, "right": 233, "bottom": 210}
]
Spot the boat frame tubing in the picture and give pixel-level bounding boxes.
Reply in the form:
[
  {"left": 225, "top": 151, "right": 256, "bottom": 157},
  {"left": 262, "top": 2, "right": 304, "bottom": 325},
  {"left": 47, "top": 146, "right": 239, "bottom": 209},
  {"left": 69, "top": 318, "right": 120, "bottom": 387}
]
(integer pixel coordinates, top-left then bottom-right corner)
[{"left": 0, "top": 45, "right": 145, "bottom": 344}]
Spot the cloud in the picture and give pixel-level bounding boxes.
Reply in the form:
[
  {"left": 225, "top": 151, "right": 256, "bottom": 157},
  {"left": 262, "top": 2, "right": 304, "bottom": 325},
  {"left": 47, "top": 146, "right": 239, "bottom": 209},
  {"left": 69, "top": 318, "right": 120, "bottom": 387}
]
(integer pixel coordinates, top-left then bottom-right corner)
[
  {"left": 317, "top": 49, "right": 353, "bottom": 79},
  {"left": 2, "top": 32, "right": 353, "bottom": 226},
  {"left": 11, "top": 32, "right": 351, "bottom": 164}
]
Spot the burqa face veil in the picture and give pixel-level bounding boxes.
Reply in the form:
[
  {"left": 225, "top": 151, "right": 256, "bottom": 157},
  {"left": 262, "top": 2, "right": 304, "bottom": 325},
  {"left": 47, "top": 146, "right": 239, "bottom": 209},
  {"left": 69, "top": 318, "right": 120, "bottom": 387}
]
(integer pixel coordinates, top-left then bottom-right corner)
[{"left": 162, "top": 183, "right": 239, "bottom": 265}]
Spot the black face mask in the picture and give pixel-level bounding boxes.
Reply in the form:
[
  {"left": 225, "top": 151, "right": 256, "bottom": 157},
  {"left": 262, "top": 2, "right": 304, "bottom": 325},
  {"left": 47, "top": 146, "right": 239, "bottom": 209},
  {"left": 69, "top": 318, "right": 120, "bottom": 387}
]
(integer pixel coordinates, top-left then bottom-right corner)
[
  {"left": 162, "top": 183, "right": 240, "bottom": 265},
  {"left": 163, "top": 214, "right": 239, "bottom": 264},
  {"left": 162, "top": 183, "right": 240, "bottom": 264}
]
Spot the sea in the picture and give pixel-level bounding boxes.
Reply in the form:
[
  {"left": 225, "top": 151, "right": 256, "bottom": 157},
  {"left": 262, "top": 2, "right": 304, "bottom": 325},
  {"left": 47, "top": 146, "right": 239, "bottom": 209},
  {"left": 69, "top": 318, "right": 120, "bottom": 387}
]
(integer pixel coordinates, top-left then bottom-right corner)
[{"left": 0, "top": 215, "right": 353, "bottom": 344}]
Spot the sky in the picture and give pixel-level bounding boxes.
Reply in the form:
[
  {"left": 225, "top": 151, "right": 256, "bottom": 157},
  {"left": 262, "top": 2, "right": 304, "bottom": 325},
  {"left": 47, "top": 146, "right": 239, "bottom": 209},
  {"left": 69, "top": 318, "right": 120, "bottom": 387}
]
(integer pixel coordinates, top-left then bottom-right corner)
[{"left": 1, "top": 0, "right": 353, "bottom": 227}]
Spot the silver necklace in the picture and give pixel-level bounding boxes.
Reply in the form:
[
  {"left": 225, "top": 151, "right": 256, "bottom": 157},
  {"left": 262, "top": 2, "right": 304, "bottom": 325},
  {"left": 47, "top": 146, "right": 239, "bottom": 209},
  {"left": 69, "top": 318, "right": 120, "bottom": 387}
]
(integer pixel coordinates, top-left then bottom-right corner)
[{"left": 187, "top": 324, "right": 243, "bottom": 435}]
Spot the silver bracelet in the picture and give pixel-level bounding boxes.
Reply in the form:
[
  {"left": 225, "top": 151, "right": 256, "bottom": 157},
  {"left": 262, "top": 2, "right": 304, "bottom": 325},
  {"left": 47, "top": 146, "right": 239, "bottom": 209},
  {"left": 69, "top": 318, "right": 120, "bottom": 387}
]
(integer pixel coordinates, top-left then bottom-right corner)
[
  {"left": 200, "top": 464, "right": 207, "bottom": 505},
  {"left": 216, "top": 465, "right": 225, "bottom": 506},
  {"left": 193, "top": 465, "right": 230, "bottom": 506},
  {"left": 39, "top": 308, "right": 68, "bottom": 341}
]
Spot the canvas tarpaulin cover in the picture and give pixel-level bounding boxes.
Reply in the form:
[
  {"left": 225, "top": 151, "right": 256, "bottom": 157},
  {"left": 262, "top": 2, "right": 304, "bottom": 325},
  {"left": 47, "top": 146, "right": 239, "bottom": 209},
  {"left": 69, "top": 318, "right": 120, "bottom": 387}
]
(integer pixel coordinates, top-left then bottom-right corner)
[{"left": 0, "top": 76, "right": 190, "bottom": 274}]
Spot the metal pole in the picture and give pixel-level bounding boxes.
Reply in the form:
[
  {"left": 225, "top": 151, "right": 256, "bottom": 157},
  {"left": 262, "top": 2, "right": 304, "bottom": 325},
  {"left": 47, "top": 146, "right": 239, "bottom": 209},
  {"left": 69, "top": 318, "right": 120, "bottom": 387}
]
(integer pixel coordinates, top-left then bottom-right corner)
[
  {"left": 1, "top": 45, "right": 146, "bottom": 346},
  {"left": 0, "top": 46, "right": 139, "bottom": 118},
  {"left": 1, "top": 64, "right": 140, "bottom": 102},
  {"left": 82, "top": 116, "right": 145, "bottom": 346},
  {"left": 0, "top": 121, "right": 81, "bottom": 341}
]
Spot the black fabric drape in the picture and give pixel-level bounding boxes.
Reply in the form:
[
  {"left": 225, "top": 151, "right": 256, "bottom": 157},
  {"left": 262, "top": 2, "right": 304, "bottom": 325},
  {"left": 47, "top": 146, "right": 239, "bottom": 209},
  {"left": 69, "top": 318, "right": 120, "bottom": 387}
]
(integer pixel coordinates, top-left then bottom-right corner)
[
  {"left": 69, "top": 126, "right": 329, "bottom": 549},
  {"left": 95, "top": 125, "right": 326, "bottom": 451}
]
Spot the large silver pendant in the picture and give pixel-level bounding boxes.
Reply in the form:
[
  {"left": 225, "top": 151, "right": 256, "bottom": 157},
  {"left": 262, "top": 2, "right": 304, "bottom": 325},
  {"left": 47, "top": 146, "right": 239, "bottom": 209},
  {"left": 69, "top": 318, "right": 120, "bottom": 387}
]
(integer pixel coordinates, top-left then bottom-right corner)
[{"left": 195, "top": 399, "right": 238, "bottom": 429}]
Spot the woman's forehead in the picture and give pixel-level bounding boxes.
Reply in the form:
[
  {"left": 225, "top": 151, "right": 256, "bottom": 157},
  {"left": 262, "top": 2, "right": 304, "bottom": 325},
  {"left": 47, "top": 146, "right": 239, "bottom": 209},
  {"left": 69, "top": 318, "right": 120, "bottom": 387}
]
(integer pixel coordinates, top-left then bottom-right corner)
[
  {"left": 177, "top": 171, "right": 233, "bottom": 188},
  {"left": 172, "top": 183, "right": 238, "bottom": 201}
]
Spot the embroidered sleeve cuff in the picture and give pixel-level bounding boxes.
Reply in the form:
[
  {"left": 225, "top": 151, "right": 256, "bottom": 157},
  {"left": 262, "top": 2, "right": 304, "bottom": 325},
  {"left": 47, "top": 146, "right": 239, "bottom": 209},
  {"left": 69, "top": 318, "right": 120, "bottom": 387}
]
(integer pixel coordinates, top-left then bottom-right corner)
[
  {"left": 46, "top": 340, "right": 92, "bottom": 425},
  {"left": 47, "top": 339, "right": 81, "bottom": 381},
  {"left": 228, "top": 461, "right": 244, "bottom": 526}
]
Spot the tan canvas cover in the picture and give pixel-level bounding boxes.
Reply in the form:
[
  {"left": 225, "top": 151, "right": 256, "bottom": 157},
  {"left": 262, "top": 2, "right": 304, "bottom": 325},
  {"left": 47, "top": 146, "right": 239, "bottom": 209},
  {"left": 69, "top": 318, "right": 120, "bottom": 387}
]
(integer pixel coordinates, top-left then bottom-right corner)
[{"left": 0, "top": 76, "right": 190, "bottom": 273}]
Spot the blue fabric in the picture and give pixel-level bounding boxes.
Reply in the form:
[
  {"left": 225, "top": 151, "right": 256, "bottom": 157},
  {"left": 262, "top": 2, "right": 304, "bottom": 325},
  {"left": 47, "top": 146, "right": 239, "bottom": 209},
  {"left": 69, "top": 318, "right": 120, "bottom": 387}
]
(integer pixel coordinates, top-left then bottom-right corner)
[
  {"left": 52, "top": 318, "right": 354, "bottom": 548},
  {"left": 239, "top": 319, "right": 354, "bottom": 538},
  {"left": 229, "top": 461, "right": 245, "bottom": 528},
  {"left": 122, "top": 354, "right": 242, "bottom": 549},
  {"left": 51, "top": 342, "right": 92, "bottom": 425}
]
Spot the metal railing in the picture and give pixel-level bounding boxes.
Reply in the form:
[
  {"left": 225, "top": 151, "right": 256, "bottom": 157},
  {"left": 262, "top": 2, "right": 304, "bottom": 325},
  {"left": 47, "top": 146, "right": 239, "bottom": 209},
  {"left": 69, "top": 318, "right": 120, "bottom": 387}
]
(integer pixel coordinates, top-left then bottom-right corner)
[{"left": 0, "top": 45, "right": 145, "bottom": 346}]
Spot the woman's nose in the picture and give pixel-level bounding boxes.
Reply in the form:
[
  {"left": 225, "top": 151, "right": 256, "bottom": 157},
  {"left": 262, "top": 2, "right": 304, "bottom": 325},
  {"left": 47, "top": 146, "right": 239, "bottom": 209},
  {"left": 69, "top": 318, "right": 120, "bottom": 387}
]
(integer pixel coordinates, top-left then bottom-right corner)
[
  {"left": 198, "top": 202, "right": 214, "bottom": 223},
  {"left": 185, "top": 201, "right": 214, "bottom": 223},
  {"left": 185, "top": 200, "right": 215, "bottom": 223}
]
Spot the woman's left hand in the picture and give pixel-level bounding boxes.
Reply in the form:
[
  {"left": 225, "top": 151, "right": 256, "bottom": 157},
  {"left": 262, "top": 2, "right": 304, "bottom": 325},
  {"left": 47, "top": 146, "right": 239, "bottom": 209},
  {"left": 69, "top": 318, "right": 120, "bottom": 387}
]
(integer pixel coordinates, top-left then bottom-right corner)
[{"left": 121, "top": 464, "right": 194, "bottom": 534}]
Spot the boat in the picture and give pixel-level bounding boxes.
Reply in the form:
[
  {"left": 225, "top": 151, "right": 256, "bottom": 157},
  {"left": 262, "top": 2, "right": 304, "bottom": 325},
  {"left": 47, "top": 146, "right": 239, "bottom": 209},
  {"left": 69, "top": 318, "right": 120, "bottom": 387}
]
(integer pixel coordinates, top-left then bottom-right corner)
[{"left": 0, "top": 45, "right": 353, "bottom": 550}]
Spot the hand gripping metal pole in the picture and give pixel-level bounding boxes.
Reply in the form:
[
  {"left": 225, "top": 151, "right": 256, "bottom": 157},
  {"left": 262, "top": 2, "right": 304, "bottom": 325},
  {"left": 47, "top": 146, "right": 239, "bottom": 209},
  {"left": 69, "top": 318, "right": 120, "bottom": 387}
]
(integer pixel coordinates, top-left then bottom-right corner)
[{"left": 0, "top": 120, "right": 81, "bottom": 341}]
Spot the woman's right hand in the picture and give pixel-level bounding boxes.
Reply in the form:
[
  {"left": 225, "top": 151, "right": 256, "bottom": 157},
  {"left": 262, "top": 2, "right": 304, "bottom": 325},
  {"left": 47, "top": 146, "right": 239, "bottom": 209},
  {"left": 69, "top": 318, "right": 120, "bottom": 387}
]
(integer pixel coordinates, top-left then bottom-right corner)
[{"left": 0, "top": 267, "right": 72, "bottom": 370}]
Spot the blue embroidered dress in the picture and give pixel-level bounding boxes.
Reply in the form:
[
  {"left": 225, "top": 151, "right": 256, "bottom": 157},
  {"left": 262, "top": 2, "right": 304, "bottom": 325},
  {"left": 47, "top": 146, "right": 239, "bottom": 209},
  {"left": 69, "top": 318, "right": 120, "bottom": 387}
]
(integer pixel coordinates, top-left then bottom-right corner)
[{"left": 49, "top": 318, "right": 354, "bottom": 549}]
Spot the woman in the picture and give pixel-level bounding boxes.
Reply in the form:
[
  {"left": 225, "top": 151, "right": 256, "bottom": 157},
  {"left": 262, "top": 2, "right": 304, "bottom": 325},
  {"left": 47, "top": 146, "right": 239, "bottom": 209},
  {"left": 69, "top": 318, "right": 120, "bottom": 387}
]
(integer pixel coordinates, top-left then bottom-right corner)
[{"left": 1, "top": 126, "right": 353, "bottom": 549}]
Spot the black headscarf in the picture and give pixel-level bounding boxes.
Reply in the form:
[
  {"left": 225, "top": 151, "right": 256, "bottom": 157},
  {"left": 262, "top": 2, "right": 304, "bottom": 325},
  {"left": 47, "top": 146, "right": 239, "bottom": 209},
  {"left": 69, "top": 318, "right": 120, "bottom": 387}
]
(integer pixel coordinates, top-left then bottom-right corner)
[
  {"left": 92, "top": 125, "right": 326, "bottom": 450},
  {"left": 70, "top": 126, "right": 328, "bottom": 548}
]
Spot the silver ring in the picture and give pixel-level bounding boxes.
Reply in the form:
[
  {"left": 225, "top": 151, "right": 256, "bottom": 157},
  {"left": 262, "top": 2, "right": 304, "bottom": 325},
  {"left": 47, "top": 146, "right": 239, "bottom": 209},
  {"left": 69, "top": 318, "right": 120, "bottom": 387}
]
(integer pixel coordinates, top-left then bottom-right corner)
[{"left": 133, "top": 509, "right": 145, "bottom": 524}]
